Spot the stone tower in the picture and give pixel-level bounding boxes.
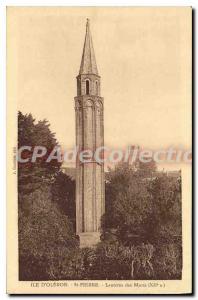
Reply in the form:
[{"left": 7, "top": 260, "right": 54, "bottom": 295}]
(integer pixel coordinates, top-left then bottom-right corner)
[{"left": 74, "top": 19, "right": 105, "bottom": 247}]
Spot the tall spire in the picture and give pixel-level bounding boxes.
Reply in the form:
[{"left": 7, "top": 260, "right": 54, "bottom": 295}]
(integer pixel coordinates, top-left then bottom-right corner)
[{"left": 79, "top": 19, "right": 98, "bottom": 75}]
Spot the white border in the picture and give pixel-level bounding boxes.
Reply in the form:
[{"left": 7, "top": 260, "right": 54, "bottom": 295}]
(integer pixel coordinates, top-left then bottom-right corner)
[
  {"left": 1, "top": 1, "right": 196, "bottom": 299},
  {"left": 0, "top": 0, "right": 196, "bottom": 6},
  {"left": 0, "top": 3, "right": 7, "bottom": 300}
]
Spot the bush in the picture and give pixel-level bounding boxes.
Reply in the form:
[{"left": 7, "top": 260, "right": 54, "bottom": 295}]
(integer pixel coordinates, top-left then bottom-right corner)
[{"left": 19, "top": 184, "right": 78, "bottom": 280}]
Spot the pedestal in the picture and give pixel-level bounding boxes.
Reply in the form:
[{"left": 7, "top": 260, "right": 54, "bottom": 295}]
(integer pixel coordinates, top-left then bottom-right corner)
[{"left": 78, "top": 232, "right": 101, "bottom": 248}]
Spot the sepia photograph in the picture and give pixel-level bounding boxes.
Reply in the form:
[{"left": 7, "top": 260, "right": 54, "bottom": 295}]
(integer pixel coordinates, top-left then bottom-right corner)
[{"left": 6, "top": 6, "right": 192, "bottom": 294}]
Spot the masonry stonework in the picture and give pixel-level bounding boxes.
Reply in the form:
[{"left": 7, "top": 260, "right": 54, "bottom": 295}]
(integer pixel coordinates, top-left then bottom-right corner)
[{"left": 74, "top": 19, "right": 105, "bottom": 247}]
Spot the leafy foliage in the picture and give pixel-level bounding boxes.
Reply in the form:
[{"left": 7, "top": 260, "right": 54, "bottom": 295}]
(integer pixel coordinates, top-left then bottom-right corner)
[
  {"left": 52, "top": 172, "right": 76, "bottom": 228},
  {"left": 18, "top": 111, "right": 61, "bottom": 194},
  {"left": 104, "top": 163, "right": 182, "bottom": 245},
  {"left": 19, "top": 184, "right": 78, "bottom": 280},
  {"left": 147, "top": 175, "right": 182, "bottom": 238},
  {"left": 18, "top": 112, "right": 77, "bottom": 280}
]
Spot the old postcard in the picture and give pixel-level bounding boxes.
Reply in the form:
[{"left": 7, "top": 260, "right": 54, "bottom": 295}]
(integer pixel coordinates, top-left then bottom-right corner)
[{"left": 7, "top": 7, "right": 192, "bottom": 294}]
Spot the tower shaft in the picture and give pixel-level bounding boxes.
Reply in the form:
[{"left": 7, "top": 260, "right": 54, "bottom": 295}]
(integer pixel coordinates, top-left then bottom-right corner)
[{"left": 74, "top": 20, "right": 105, "bottom": 247}]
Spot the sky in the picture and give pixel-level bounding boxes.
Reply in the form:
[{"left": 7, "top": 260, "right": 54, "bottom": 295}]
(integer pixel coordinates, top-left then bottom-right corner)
[{"left": 9, "top": 7, "right": 191, "bottom": 169}]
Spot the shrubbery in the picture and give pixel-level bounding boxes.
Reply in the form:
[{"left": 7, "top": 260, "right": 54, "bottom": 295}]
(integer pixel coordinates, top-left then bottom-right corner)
[{"left": 19, "top": 184, "right": 78, "bottom": 280}]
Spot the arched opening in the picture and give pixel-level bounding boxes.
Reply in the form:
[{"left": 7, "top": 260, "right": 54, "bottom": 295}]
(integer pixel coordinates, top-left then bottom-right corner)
[
  {"left": 86, "top": 80, "right": 90, "bottom": 95},
  {"left": 95, "top": 81, "right": 98, "bottom": 95}
]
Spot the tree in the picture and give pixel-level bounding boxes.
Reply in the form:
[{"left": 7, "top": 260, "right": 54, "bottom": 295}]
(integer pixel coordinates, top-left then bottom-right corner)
[
  {"left": 146, "top": 174, "right": 182, "bottom": 238},
  {"left": 52, "top": 172, "right": 76, "bottom": 228},
  {"left": 104, "top": 163, "right": 152, "bottom": 243},
  {"left": 18, "top": 112, "right": 78, "bottom": 280},
  {"left": 19, "top": 184, "right": 78, "bottom": 280},
  {"left": 18, "top": 111, "right": 61, "bottom": 194},
  {"left": 104, "top": 163, "right": 182, "bottom": 243},
  {"left": 138, "top": 158, "right": 157, "bottom": 175}
]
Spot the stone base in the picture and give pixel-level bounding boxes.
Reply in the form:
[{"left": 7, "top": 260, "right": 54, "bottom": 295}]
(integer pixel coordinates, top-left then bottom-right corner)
[{"left": 78, "top": 232, "right": 101, "bottom": 248}]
